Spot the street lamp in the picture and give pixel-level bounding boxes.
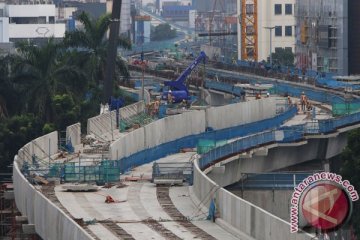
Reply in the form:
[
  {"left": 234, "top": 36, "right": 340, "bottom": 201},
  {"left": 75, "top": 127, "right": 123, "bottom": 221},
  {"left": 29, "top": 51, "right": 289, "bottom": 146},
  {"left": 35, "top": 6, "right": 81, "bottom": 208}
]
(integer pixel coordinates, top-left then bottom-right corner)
[{"left": 264, "top": 26, "right": 275, "bottom": 66}]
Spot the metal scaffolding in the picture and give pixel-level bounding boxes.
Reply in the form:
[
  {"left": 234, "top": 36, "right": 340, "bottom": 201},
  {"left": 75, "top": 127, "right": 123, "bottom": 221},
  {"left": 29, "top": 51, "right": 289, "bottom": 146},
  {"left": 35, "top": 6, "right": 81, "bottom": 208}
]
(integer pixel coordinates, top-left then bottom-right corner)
[{"left": 240, "top": 0, "right": 258, "bottom": 61}]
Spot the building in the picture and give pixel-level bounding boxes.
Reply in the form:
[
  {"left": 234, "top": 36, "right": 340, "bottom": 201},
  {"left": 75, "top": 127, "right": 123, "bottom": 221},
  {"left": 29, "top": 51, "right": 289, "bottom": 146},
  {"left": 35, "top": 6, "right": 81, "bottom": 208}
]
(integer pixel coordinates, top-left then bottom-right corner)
[
  {"left": 295, "top": 0, "right": 348, "bottom": 75},
  {"left": 161, "top": 5, "right": 193, "bottom": 22},
  {"left": 0, "top": 3, "right": 65, "bottom": 44},
  {"left": 237, "top": 0, "right": 296, "bottom": 62}
]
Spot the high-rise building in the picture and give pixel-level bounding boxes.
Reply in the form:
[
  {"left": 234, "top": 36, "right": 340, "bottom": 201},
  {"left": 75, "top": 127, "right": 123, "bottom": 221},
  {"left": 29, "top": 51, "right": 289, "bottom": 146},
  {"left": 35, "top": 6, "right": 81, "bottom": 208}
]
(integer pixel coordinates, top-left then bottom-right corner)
[
  {"left": 295, "top": 0, "right": 348, "bottom": 75},
  {"left": 236, "top": 0, "right": 296, "bottom": 62}
]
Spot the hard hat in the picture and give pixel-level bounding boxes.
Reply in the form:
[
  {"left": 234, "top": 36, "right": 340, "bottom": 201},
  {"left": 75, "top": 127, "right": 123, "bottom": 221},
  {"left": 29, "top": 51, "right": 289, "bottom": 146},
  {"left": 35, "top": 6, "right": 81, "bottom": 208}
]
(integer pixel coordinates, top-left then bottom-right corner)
[{"left": 168, "top": 90, "right": 172, "bottom": 93}]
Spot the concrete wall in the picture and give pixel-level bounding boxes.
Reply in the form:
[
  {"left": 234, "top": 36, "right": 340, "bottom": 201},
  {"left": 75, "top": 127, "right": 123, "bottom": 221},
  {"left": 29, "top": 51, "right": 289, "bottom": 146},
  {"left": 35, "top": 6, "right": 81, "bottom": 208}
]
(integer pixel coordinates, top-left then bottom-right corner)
[
  {"left": 87, "top": 110, "right": 116, "bottom": 140},
  {"left": 205, "top": 98, "right": 277, "bottom": 130},
  {"left": 232, "top": 190, "right": 293, "bottom": 221},
  {"left": 192, "top": 159, "right": 313, "bottom": 240},
  {"left": 17, "top": 131, "right": 58, "bottom": 166},
  {"left": 119, "top": 101, "right": 145, "bottom": 119},
  {"left": 207, "top": 134, "right": 348, "bottom": 188},
  {"left": 13, "top": 160, "right": 93, "bottom": 240},
  {"left": 109, "top": 110, "right": 206, "bottom": 159},
  {"left": 66, "top": 122, "right": 81, "bottom": 147}
]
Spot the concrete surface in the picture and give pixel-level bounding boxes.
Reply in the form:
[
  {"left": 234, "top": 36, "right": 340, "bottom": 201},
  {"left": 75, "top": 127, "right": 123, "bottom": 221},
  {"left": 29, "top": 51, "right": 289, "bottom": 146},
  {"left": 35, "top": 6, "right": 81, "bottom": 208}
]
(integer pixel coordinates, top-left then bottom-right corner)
[{"left": 55, "top": 152, "right": 239, "bottom": 240}]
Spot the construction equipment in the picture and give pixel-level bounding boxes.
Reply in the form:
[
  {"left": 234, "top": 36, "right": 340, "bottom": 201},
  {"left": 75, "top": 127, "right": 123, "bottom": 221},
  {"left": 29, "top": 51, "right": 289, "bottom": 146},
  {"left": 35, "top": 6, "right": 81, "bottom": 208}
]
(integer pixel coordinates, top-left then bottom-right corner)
[{"left": 161, "top": 51, "right": 206, "bottom": 103}]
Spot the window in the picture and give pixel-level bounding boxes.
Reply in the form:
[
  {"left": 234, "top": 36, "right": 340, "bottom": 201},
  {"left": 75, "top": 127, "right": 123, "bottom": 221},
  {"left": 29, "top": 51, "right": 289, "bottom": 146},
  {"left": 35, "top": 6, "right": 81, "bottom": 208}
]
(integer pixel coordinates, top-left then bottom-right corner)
[
  {"left": 274, "top": 4, "right": 282, "bottom": 15},
  {"left": 285, "top": 4, "right": 292, "bottom": 15},
  {"left": 275, "top": 26, "right": 282, "bottom": 36},
  {"left": 285, "top": 26, "right": 292, "bottom": 36}
]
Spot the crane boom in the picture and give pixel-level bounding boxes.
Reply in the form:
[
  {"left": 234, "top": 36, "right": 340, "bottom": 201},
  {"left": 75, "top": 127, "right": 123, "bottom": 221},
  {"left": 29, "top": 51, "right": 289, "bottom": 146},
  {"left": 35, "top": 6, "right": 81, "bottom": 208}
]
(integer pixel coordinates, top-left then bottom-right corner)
[{"left": 164, "top": 51, "right": 206, "bottom": 93}]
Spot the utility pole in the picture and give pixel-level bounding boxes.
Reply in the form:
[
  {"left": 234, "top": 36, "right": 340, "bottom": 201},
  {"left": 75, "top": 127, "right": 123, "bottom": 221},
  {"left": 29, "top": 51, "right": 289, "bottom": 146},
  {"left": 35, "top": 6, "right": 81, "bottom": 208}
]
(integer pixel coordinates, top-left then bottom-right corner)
[
  {"left": 264, "top": 26, "right": 275, "bottom": 66},
  {"left": 104, "top": 0, "right": 122, "bottom": 103}
]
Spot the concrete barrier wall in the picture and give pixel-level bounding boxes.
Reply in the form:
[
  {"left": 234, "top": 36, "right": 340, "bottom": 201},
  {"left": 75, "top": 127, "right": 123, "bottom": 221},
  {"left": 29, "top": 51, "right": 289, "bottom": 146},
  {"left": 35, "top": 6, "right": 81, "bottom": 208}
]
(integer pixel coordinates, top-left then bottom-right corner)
[
  {"left": 87, "top": 110, "right": 116, "bottom": 138},
  {"left": 66, "top": 123, "right": 81, "bottom": 146},
  {"left": 13, "top": 160, "right": 93, "bottom": 240},
  {"left": 192, "top": 160, "right": 313, "bottom": 240},
  {"left": 110, "top": 127, "right": 145, "bottom": 160},
  {"left": 205, "top": 98, "right": 277, "bottom": 130},
  {"left": 144, "top": 110, "right": 207, "bottom": 148},
  {"left": 110, "top": 110, "right": 207, "bottom": 159},
  {"left": 17, "top": 131, "right": 58, "bottom": 166},
  {"left": 119, "top": 101, "right": 145, "bottom": 119}
]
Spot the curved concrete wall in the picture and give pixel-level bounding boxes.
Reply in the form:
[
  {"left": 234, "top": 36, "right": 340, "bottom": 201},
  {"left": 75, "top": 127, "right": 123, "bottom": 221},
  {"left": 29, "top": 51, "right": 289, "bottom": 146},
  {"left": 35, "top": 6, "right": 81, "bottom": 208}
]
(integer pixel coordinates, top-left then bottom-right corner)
[
  {"left": 110, "top": 109, "right": 207, "bottom": 160},
  {"left": 17, "top": 131, "right": 58, "bottom": 167},
  {"left": 206, "top": 98, "right": 277, "bottom": 130},
  {"left": 13, "top": 159, "right": 93, "bottom": 240},
  {"left": 192, "top": 159, "right": 313, "bottom": 240}
]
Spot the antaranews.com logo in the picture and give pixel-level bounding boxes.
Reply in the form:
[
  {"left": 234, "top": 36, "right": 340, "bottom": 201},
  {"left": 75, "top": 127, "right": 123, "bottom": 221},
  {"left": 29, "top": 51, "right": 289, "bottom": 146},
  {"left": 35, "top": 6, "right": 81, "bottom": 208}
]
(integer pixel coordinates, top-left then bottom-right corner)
[{"left": 290, "top": 172, "right": 359, "bottom": 233}]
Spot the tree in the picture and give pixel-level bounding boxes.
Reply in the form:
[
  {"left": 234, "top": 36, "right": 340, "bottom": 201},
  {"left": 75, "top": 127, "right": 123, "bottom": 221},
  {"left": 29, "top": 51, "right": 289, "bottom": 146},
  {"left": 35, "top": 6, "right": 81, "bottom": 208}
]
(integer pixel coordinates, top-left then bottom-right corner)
[
  {"left": 340, "top": 128, "right": 360, "bottom": 237},
  {"left": 63, "top": 12, "right": 131, "bottom": 86},
  {"left": 270, "top": 48, "right": 295, "bottom": 66},
  {"left": 151, "top": 23, "right": 177, "bottom": 41},
  {"left": 0, "top": 55, "right": 19, "bottom": 118},
  {"left": 0, "top": 114, "right": 42, "bottom": 172},
  {"left": 12, "top": 38, "right": 87, "bottom": 122}
]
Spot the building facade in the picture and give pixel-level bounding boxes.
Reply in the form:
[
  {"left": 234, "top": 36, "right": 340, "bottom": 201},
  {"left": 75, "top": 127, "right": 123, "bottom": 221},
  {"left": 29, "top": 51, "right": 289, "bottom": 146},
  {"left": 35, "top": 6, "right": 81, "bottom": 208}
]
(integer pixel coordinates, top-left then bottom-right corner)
[
  {"left": 237, "top": 0, "right": 296, "bottom": 62},
  {"left": 295, "top": 0, "right": 348, "bottom": 75},
  {"left": 0, "top": 4, "right": 65, "bottom": 43}
]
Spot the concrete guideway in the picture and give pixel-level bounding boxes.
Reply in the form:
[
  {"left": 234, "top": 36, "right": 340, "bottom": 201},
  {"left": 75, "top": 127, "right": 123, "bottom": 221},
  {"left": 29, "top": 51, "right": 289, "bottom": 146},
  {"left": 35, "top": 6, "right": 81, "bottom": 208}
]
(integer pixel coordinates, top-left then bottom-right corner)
[{"left": 55, "top": 153, "right": 241, "bottom": 240}]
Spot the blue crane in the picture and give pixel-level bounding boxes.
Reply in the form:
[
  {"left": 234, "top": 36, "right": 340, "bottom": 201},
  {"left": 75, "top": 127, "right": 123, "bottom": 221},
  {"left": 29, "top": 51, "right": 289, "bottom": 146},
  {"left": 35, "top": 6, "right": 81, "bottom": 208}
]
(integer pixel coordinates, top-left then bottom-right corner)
[{"left": 161, "top": 51, "right": 207, "bottom": 103}]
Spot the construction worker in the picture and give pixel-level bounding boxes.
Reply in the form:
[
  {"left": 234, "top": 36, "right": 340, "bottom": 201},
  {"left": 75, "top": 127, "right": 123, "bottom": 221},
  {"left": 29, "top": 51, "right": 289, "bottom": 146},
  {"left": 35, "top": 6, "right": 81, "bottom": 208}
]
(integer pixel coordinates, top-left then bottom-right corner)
[
  {"left": 287, "top": 96, "right": 292, "bottom": 105},
  {"left": 300, "top": 92, "right": 307, "bottom": 112},
  {"left": 167, "top": 90, "right": 173, "bottom": 104}
]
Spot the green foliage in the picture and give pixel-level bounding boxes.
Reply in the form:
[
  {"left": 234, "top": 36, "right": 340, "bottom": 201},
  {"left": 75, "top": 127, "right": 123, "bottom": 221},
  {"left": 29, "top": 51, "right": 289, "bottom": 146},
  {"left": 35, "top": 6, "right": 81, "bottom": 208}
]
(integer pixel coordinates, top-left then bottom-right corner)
[
  {"left": 0, "top": 13, "right": 134, "bottom": 174},
  {"left": 42, "top": 123, "right": 56, "bottom": 134},
  {"left": 52, "top": 94, "right": 80, "bottom": 130},
  {"left": 64, "top": 11, "right": 131, "bottom": 85},
  {"left": 270, "top": 48, "right": 294, "bottom": 66},
  {"left": 0, "top": 114, "right": 42, "bottom": 171},
  {"left": 340, "top": 128, "right": 360, "bottom": 236},
  {"left": 151, "top": 23, "right": 177, "bottom": 41}
]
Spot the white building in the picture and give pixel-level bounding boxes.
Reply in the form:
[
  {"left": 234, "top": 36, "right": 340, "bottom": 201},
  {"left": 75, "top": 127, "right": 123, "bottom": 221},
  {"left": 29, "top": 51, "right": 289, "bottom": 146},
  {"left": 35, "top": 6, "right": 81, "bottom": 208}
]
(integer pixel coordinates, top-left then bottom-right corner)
[
  {"left": 237, "top": 0, "right": 295, "bottom": 62},
  {"left": 0, "top": 4, "right": 65, "bottom": 43}
]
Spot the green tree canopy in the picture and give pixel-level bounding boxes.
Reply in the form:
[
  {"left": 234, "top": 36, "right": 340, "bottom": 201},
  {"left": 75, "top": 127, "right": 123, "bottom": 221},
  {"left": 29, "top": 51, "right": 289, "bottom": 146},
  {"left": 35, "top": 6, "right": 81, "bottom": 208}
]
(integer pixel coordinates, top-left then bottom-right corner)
[
  {"left": 151, "top": 23, "right": 177, "bottom": 41},
  {"left": 12, "top": 38, "right": 87, "bottom": 122},
  {"left": 270, "top": 48, "right": 295, "bottom": 66},
  {"left": 64, "top": 11, "right": 131, "bottom": 85}
]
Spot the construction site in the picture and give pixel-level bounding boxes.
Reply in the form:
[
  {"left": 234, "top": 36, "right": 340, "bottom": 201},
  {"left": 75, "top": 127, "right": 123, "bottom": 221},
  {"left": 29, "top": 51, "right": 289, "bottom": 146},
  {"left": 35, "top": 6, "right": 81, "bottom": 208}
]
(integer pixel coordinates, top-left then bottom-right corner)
[{"left": 3, "top": 0, "right": 360, "bottom": 239}]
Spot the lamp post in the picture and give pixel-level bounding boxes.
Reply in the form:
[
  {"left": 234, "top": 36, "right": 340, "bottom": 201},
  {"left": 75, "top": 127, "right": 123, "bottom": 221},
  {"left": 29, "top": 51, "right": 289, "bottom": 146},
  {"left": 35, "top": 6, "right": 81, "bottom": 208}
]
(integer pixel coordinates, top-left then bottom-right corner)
[{"left": 264, "top": 26, "right": 275, "bottom": 66}]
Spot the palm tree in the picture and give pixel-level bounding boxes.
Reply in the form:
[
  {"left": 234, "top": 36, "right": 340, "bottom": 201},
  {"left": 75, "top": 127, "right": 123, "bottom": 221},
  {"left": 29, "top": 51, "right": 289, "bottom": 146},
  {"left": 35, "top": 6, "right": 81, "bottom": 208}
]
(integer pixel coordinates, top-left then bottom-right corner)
[
  {"left": 13, "top": 38, "right": 87, "bottom": 122},
  {"left": 0, "top": 55, "right": 18, "bottom": 118},
  {"left": 63, "top": 12, "right": 131, "bottom": 86}
]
